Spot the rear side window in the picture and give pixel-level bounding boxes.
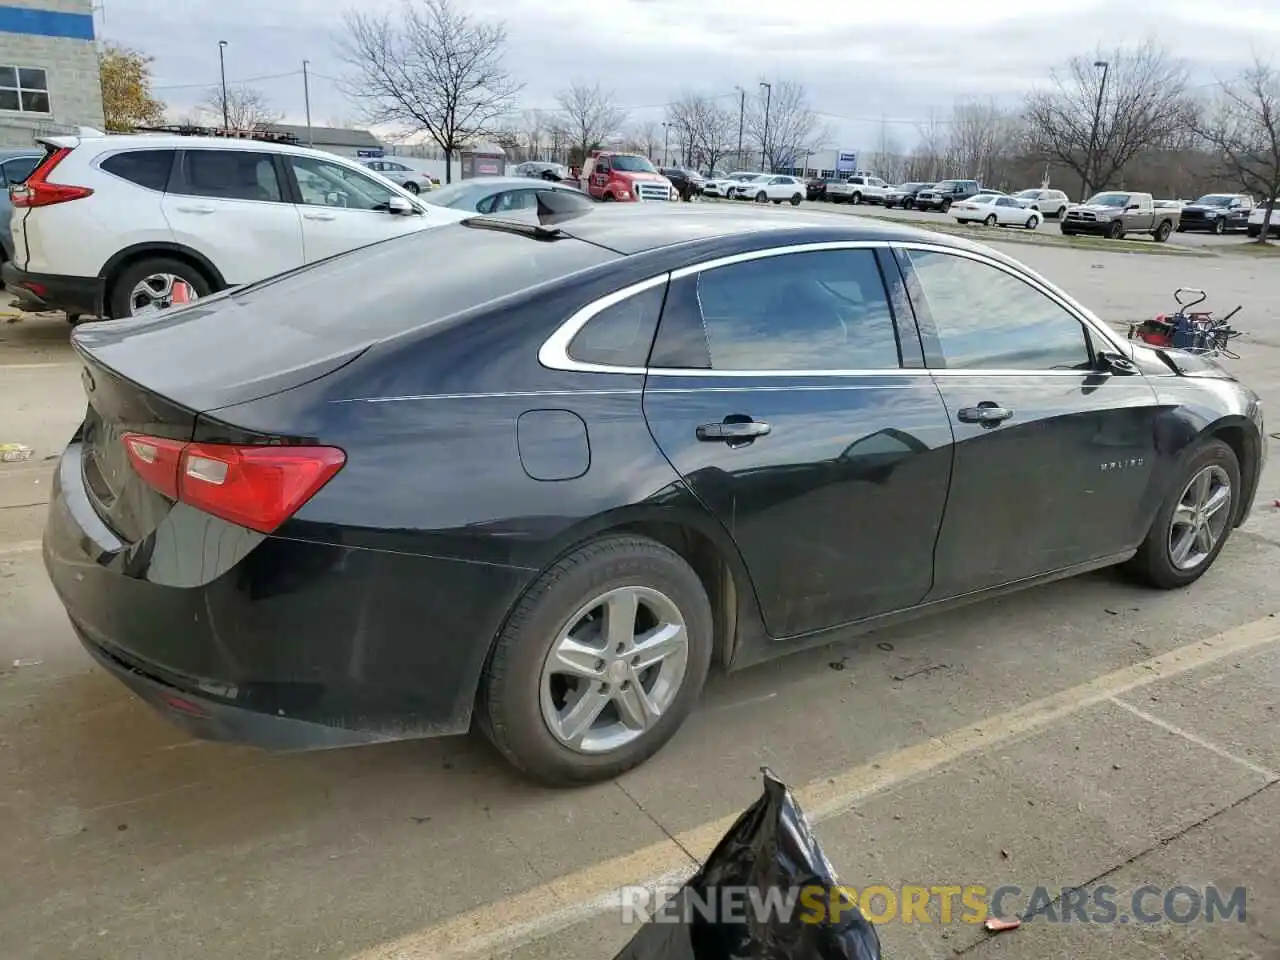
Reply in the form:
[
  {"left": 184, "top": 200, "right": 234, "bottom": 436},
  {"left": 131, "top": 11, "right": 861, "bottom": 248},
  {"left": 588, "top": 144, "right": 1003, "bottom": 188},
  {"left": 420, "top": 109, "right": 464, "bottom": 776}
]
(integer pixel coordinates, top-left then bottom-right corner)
[
  {"left": 651, "top": 249, "right": 901, "bottom": 371},
  {"left": 100, "top": 150, "right": 174, "bottom": 192},
  {"left": 177, "top": 150, "right": 283, "bottom": 203},
  {"left": 568, "top": 284, "right": 664, "bottom": 367}
]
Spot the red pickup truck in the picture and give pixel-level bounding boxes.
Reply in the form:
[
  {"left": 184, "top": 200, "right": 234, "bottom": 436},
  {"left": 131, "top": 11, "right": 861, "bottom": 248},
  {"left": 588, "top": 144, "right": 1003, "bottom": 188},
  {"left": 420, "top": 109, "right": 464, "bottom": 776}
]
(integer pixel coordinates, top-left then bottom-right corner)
[{"left": 580, "top": 151, "right": 676, "bottom": 202}]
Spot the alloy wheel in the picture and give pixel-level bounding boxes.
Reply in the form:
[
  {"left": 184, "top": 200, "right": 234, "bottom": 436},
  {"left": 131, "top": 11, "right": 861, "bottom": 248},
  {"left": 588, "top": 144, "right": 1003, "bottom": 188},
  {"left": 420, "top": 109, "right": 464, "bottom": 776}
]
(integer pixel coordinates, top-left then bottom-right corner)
[
  {"left": 1168, "top": 464, "right": 1232, "bottom": 571},
  {"left": 129, "top": 274, "right": 198, "bottom": 317},
  {"left": 539, "top": 586, "right": 689, "bottom": 754}
]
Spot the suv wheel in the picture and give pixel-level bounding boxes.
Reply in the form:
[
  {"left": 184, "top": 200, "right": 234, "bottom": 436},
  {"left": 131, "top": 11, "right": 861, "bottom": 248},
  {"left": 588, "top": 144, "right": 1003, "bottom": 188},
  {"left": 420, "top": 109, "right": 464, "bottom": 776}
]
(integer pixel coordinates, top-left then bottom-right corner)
[
  {"left": 478, "top": 535, "right": 714, "bottom": 785},
  {"left": 108, "top": 257, "right": 213, "bottom": 319}
]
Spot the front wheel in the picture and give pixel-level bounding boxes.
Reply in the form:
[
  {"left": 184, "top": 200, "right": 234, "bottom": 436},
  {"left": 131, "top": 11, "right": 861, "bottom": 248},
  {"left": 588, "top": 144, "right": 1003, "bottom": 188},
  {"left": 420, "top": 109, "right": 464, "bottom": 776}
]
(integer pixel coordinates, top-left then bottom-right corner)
[
  {"left": 108, "top": 257, "right": 212, "bottom": 320},
  {"left": 983, "top": 214, "right": 997, "bottom": 227},
  {"left": 478, "top": 535, "right": 714, "bottom": 785},
  {"left": 1124, "top": 440, "right": 1240, "bottom": 589},
  {"left": 404, "top": 181, "right": 421, "bottom": 195},
  {"left": 755, "top": 191, "right": 768, "bottom": 203},
  {"left": 1107, "top": 221, "right": 1125, "bottom": 240},
  {"left": 1212, "top": 218, "right": 1226, "bottom": 235},
  {"left": 1025, "top": 215, "right": 1039, "bottom": 230}
]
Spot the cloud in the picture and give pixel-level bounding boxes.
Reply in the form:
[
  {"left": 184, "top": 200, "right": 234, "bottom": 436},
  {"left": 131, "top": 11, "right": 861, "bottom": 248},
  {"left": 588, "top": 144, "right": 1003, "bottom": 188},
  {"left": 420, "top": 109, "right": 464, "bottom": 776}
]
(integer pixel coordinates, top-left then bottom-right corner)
[{"left": 100, "top": 0, "right": 1280, "bottom": 147}]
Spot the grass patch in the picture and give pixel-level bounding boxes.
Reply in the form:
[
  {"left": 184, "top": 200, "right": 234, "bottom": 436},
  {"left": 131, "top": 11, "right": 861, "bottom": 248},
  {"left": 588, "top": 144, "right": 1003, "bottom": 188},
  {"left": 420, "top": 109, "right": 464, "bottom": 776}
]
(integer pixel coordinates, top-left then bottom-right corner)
[{"left": 1219, "top": 240, "right": 1280, "bottom": 256}]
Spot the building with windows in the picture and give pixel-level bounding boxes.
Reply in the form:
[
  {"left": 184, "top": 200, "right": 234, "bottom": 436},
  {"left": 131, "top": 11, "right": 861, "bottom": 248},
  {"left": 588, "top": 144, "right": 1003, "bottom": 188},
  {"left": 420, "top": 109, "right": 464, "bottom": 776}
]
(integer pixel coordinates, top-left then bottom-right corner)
[{"left": 0, "top": 0, "right": 104, "bottom": 147}]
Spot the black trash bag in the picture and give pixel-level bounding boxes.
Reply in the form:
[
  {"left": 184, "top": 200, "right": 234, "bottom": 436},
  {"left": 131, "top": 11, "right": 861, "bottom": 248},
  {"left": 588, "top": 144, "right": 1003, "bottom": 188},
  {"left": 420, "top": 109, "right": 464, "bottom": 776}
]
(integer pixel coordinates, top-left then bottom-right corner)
[{"left": 612, "top": 769, "right": 880, "bottom": 960}]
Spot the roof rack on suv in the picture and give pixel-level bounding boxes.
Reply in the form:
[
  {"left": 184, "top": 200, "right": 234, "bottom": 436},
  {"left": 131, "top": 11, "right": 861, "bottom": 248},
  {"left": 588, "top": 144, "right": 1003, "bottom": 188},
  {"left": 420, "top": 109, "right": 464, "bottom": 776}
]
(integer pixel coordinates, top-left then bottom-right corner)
[{"left": 130, "top": 124, "right": 301, "bottom": 145}]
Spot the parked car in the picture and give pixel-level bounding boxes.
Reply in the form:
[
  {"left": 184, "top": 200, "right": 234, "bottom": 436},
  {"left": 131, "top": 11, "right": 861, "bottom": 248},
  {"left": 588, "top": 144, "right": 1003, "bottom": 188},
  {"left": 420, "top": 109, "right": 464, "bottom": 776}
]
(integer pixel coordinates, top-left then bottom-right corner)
[
  {"left": 658, "top": 166, "right": 706, "bottom": 202},
  {"left": 0, "top": 148, "right": 43, "bottom": 272},
  {"left": 423, "top": 176, "right": 593, "bottom": 215},
  {"left": 1061, "top": 191, "right": 1176, "bottom": 241},
  {"left": 825, "top": 175, "right": 891, "bottom": 205},
  {"left": 1177, "top": 194, "right": 1255, "bottom": 234},
  {"left": 703, "top": 171, "right": 758, "bottom": 198},
  {"left": 1246, "top": 199, "right": 1278, "bottom": 238},
  {"left": 805, "top": 176, "right": 827, "bottom": 201},
  {"left": 513, "top": 161, "right": 573, "bottom": 182},
  {"left": 913, "top": 179, "right": 983, "bottom": 212},
  {"left": 580, "top": 151, "right": 676, "bottom": 202},
  {"left": 881, "top": 182, "right": 933, "bottom": 209},
  {"left": 1011, "top": 188, "right": 1070, "bottom": 219},
  {"left": 953, "top": 194, "right": 1041, "bottom": 229},
  {"left": 43, "top": 203, "right": 1264, "bottom": 785},
  {"left": 730, "top": 174, "right": 806, "bottom": 205},
  {"left": 2, "top": 133, "right": 464, "bottom": 320},
  {"left": 360, "top": 158, "right": 435, "bottom": 194}
]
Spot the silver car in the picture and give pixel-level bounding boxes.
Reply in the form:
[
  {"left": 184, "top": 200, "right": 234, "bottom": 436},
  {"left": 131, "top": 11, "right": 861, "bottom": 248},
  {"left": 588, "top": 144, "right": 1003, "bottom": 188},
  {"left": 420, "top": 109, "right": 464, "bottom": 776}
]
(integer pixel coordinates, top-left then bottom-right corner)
[{"left": 360, "top": 158, "right": 436, "bottom": 195}]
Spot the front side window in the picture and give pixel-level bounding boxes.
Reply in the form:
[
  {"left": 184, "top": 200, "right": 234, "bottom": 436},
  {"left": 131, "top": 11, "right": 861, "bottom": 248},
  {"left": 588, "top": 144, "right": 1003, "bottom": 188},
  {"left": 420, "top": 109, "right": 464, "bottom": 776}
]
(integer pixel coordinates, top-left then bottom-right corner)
[
  {"left": 655, "top": 249, "right": 901, "bottom": 371},
  {"left": 906, "top": 250, "right": 1091, "bottom": 371},
  {"left": 0, "top": 66, "right": 49, "bottom": 113},
  {"left": 289, "top": 156, "right": 396, "bottom": 211},
  {"left": 179, "top": 150, "right": 283, "bottom": 202}
]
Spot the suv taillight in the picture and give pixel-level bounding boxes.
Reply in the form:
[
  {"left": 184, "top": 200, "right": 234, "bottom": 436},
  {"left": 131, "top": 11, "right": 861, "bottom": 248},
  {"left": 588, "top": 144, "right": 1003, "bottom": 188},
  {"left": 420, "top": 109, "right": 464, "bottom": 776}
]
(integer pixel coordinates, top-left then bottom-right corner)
[{"left": 9, "top": 147, "right": 93, "bottom": 208}]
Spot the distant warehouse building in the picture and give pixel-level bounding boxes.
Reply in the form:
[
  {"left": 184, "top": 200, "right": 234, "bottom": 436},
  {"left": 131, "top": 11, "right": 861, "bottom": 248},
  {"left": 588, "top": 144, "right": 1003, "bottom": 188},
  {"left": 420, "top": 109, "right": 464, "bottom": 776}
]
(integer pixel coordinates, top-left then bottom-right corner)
[
  {"left": 263, "top": 123, "right": 385, "bottom": 159},
  {"left": 0, "top": 0, "right": 103, "bottom": 146}
]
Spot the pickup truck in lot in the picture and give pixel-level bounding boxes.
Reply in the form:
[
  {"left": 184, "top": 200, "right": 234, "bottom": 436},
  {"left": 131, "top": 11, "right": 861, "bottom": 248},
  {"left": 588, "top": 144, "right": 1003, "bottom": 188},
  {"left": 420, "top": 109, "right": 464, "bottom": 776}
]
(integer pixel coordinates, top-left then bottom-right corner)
[
  {"left": 1177, "top": 193, "right": 1254, "bottom": 234},
  {"left": 1060, "top": 191, "right": 1176, "bottom": 241},
  {"left": 826, "top": 175, "right": 890, "bottom": 204}
]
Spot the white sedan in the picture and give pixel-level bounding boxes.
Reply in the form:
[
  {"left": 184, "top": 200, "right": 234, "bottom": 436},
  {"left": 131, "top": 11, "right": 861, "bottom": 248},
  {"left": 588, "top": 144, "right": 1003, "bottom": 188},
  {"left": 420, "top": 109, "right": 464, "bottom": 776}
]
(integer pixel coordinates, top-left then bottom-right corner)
[
  {"left": 703, "top": 171, "right": 757, "bottom": 198},
  {"left": 954, "top": 194, "right": 1041, "bottom": 229},
  {"left": 729, "top": 174, "right": 806, "bottom": 205}
]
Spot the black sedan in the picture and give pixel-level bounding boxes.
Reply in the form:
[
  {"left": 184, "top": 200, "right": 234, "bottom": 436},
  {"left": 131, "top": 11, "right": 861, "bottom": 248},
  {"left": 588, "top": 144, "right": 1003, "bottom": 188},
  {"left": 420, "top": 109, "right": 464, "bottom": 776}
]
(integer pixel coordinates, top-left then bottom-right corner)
[
  {"left": 423, "top": 175, "right": 590, "bottom": 215},
  {"left": 44, "top": 205, "right": 1266, "bottom": 785}
]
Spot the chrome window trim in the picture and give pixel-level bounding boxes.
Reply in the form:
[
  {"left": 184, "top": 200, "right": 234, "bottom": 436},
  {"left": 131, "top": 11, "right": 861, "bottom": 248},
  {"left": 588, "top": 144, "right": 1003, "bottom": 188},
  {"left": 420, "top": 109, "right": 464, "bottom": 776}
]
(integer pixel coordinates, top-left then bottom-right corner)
[{"left": 537, "top": 239, "right": 1126, "bottom": 378}]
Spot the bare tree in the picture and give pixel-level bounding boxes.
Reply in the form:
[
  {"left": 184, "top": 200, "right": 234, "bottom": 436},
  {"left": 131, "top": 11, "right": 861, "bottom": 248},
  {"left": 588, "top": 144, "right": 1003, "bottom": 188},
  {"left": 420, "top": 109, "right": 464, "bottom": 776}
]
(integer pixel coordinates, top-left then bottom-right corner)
[
  {"left": 667, "top": 94, "right": 736, "bottom": 172},
  {"left": 947, "top": 99, "right": 1019, "bottom": 187},
  {"left": 627, "top": 119, "right": 662, "bottom": 161},
  {"left": 746, "top": 81, "right": 823, "bottom": 172},
  {"left": 201, "top": 86, "right": 282, "bottom": 130},
  {"left": 1024, "top": 41, "right": 1196, "bottom": 199},
  {"left": 908, "top": 108, "right": 950, "bottom": 181},
  {"left": 869, "top": 118, "right": 904, "bottom": 183},
  {"left": 1196, "top": 58, "right": 1280, "bottom": 242},
  {"left": 336, "top": 0, "right": 522, "bottom": 182},
  {"left": 554, "top": 82, "right": 627, "bottom": 165}
]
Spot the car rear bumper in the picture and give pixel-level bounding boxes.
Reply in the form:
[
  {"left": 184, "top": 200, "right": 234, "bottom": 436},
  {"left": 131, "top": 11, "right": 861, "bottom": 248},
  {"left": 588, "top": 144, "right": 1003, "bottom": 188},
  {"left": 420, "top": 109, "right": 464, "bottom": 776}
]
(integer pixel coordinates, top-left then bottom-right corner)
[
  {"left": 43, "top": 442, "right": 530, "bottom": 751},
  {"left": 2, "top": 261, "right": 102, "bottom": 315}
]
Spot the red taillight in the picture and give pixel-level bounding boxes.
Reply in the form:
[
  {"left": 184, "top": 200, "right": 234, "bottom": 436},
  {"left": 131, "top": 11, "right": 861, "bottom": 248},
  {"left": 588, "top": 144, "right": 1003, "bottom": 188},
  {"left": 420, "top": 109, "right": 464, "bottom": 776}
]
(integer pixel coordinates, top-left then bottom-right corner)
[
  {"left": 10, "top": 147, "right": 93, "bottom": 208},
  {"left": 121, "top": 434, "right": 345, "bottom": 534}
]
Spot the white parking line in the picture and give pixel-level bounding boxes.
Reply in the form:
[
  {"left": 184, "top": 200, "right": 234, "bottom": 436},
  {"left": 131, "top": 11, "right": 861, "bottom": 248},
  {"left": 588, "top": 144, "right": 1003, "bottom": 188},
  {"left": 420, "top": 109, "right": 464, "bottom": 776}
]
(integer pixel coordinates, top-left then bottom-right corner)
[
  {"left": 349, "top": 615, "right": 1280, "bottom": 960},
  {"left": 0, "top": 540, "right": 41, "bottom": 556},
  {"left": 1109, "top": 694, "right": 1280, "bottom": 781},
  {"left": 0, "top": 362, "right": 78, "bottom": 370}
]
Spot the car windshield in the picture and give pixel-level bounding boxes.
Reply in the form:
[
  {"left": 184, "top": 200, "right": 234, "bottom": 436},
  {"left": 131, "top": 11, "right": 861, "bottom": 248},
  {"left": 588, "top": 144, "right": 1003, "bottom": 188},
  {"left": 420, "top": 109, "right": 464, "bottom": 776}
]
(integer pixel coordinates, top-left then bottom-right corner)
[
  {"left": 898, "top": 182, "right": 924, "bottom": 190},
  {"left": 1195, "top": 195, "right": 1234, "bottom": 207},
  {"left": 1015, "top": 189, "right": 1042, "bottom": 198},
  {"left": 423, "top": 181, "right": 492, "bottom": 210},
  {"left": 1087, "top": 193, "right": 1130, "bottom": 207},
  {"left": 609, "top": 155, "right": 657, "bottom": 173},
  {"left": 932, "top": 181, "right": 958, "bottom": 191}
]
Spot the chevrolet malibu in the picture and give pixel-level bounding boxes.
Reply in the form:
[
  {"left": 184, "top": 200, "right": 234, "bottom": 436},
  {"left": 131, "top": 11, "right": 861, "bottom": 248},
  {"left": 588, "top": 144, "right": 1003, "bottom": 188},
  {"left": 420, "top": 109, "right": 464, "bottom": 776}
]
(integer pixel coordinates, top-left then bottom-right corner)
[{"left": 44, "top": 205, "right": 1266, "bottom": 785}]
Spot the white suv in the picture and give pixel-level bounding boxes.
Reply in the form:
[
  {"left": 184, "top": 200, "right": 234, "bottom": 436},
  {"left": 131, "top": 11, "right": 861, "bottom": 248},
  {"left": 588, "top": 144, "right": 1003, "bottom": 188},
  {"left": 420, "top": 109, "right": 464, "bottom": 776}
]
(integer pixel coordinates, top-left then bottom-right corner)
[{"left": 4, "top": 133, "right": 468, "bottom": 320}]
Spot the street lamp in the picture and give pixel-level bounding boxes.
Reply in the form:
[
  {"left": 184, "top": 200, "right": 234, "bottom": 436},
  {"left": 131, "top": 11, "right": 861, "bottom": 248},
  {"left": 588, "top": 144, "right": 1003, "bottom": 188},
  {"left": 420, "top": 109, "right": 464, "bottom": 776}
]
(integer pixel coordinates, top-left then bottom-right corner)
[
  {"left": 217, "top": 40, "right": 229, "bottom": 129},
  {"left": 662, "top": 121, "right": 670, "bottom": 167},
  {"left": 734, "top": 85, "right": 745, "bottom": 169},
  {"left": 1085, "top": 59, "right": 1109, "bottom": 200},
  {"left": 759, "top": 81, "right": 772, "bottom": 172}
]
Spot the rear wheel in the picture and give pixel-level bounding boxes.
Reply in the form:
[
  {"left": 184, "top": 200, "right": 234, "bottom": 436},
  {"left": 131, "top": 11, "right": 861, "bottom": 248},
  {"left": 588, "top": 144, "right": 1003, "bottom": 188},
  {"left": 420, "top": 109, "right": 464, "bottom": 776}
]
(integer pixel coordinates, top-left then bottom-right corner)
[
  {"left": 940, "top": 199, "right": 952, "bottom": 213},
  {"left": 602, "top": 193, "right": 615, "bottom": 201},
  {"left": 404, "top": 181, "right": 421, "bottom": 195},
  {"left": 790, "top": 193, "right": 802, "bottom": 206},
  {"left": 1153, "top": 220, "right": 1173, "bottom": 242},
  {"left": 1124, "top": 440, "right": 1240, "bottom": 589},
  {"left": 851, "top": 192, "right": 862, "bottom": 205},
  {"left": 479, "top": 535, "right": 714, "bottom": 785},
  {"left": 108, "top": 257, "right": 213, "bottom": 320}
]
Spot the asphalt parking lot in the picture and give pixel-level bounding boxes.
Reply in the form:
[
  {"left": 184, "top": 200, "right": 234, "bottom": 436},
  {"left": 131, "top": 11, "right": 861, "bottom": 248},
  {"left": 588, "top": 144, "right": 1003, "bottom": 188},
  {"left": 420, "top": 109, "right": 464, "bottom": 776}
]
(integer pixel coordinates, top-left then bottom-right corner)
[{"left": 2, "top": 228, "right": 1278, "bottom": 960}]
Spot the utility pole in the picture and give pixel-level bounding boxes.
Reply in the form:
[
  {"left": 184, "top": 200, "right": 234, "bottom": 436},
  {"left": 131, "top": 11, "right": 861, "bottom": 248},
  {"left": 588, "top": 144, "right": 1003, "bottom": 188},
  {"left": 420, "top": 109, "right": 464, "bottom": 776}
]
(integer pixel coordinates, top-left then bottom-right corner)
[
  {"left": 662, "top": 122, "right": 670, "bottom": 167},
  {"left": 759, "top": 81, "right": 772, "bottom": 172},
  {"left": 734, "top": 86, "right": 745, "bottom": 169},
  {"left": 217, "top": 40, "right": 229, "bottom": 129},
  {"left": 1085, "top": 60, "right": 1109, "bottom": 200},
  {"left": 302, "top": 60, "right": 313, "bottom": 147}
]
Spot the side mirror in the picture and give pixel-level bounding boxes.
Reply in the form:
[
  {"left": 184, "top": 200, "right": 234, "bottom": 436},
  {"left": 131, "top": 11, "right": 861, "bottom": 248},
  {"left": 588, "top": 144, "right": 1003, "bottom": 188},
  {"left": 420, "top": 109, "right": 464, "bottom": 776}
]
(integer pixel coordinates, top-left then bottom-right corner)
[
  {"left": 1097, "top": 350, "right": 1139, "bottom": 375},
  {"left": 387, "top": 195, "right": 414, "bottom": 216},
  {"left": 1125, "top": 203, "right": 1140, "bottom": 211}
]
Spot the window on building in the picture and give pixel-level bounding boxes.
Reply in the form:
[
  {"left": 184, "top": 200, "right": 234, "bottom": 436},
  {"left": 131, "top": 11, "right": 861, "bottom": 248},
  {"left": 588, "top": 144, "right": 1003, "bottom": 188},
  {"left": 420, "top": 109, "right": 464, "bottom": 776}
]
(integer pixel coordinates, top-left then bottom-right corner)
[{"left": 0, "top": 66, "right": 50, "bottom": 114}]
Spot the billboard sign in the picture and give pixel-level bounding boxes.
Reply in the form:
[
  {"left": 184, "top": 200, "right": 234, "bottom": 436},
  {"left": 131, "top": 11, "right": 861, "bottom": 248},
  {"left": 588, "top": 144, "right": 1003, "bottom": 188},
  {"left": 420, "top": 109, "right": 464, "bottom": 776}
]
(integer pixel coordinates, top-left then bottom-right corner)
[{"left": 836, "top": 151, "right": 858, "bottom": 173}]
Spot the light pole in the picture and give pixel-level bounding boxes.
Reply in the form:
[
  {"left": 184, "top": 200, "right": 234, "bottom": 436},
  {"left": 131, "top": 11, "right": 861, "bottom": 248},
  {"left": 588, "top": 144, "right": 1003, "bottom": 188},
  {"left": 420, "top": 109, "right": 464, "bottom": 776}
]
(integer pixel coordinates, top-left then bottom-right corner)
[
  {"left": 302, "top": 60, "right": 313, "bottom": 146},
  {"left": 734, "top": 85, "right": 745, "bottom": 169},
  {"left": 759, "top": 81, "right": 772, "bottom": 172},
  {"left": 217, "top": 40, "right": 229, "bottom": 129},
  {"left": 1084, "top": 59, "right": 1109, "bottom": 200},
  {"left": 662, "top": 122, "right": 670, "bottom": 167}
]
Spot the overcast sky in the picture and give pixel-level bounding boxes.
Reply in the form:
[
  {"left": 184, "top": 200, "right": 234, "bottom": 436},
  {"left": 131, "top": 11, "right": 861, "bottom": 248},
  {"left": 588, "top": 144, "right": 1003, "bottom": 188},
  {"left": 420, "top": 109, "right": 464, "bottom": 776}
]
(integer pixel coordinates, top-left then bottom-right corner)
[{"left": 98, "top": 0, "right": 1280, "bottom": 151}]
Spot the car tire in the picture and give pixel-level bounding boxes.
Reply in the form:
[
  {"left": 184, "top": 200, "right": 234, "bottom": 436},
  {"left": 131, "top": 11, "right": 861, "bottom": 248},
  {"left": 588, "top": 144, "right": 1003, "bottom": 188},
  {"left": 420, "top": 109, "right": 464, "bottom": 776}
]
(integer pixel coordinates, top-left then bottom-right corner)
[
  {"left": 755, "top": 191, "right": 768, "bottom": 203},
  {"left": 602, "top": 193, "right": 615, "bottom": 201},
  {"left": 1176, "top": 224, "right": 1186, "bottom": 232},
  {"left": 1055, "top": 206, "right": 1067, "bottom": 219},
  {"left": 404, "top": 181, "right": 421, "bottom": 195},
  {"left": 790, "top": 193, "right": 802, "bottom": 206},
  {"left": 903, "top": 199, "right": 913, "bottom": 210},
  {"left": 1124, "top": 439, "right": 1241, "bottom": 590},
  {"left": 107, "top": 257, "right": 213, "bottom": 320},
  {"left": 1107, "top": 221, "right": 1125, "bottom": 240},
  {"left": 478, "top": 534, "right": 714, "bottom": 785},
  {"left": 1025, "top": 215, "right": 1039, "bottom": 229},
  {"left": 851, "top": 192, "right": 862, "bottom": 205},
  {"left": 1212, "top": 218, "right": 1225, "bottom": 235},
  {"left": 940, "top": 199, "right": 952, "bottom": 213},
  {"left": 984, "top": 214, "right": 997, "bottom": 227},
  {"left": 1153, "top": 220, "right": 1173, "bottom": 242},
  {"left": 1061, "top": 225, "right": 1075, "bottom": 236}
]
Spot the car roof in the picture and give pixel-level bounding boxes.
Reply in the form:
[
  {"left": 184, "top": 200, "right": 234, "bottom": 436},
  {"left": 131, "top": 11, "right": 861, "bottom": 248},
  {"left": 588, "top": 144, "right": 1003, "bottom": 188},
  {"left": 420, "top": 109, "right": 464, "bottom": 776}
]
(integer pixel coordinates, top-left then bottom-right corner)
[
  {"left": 47, "top": 133, "right": 374, "bottom": 162},
  {"left": 445, "top": 176, "right": 577, "bottom": 189},
  {"left": 552, "top": 203, "right": 989, "bottom": 256}
]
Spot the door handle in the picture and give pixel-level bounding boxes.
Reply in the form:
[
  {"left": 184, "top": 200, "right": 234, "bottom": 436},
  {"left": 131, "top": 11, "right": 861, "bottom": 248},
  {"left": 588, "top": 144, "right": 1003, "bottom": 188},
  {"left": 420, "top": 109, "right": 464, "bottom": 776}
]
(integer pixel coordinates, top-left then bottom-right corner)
[
  {"left": 957, "top": 404, "right": 1013, "bottom": 424},
  {"left": 175, "top": 205, "right": 215, "bottom": 214},
  {"left": 696, "top": 419, "right": 771, "bottom": 443},
  {"left": 304, "top": 212, "right": 338, "bottom": 221}
]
